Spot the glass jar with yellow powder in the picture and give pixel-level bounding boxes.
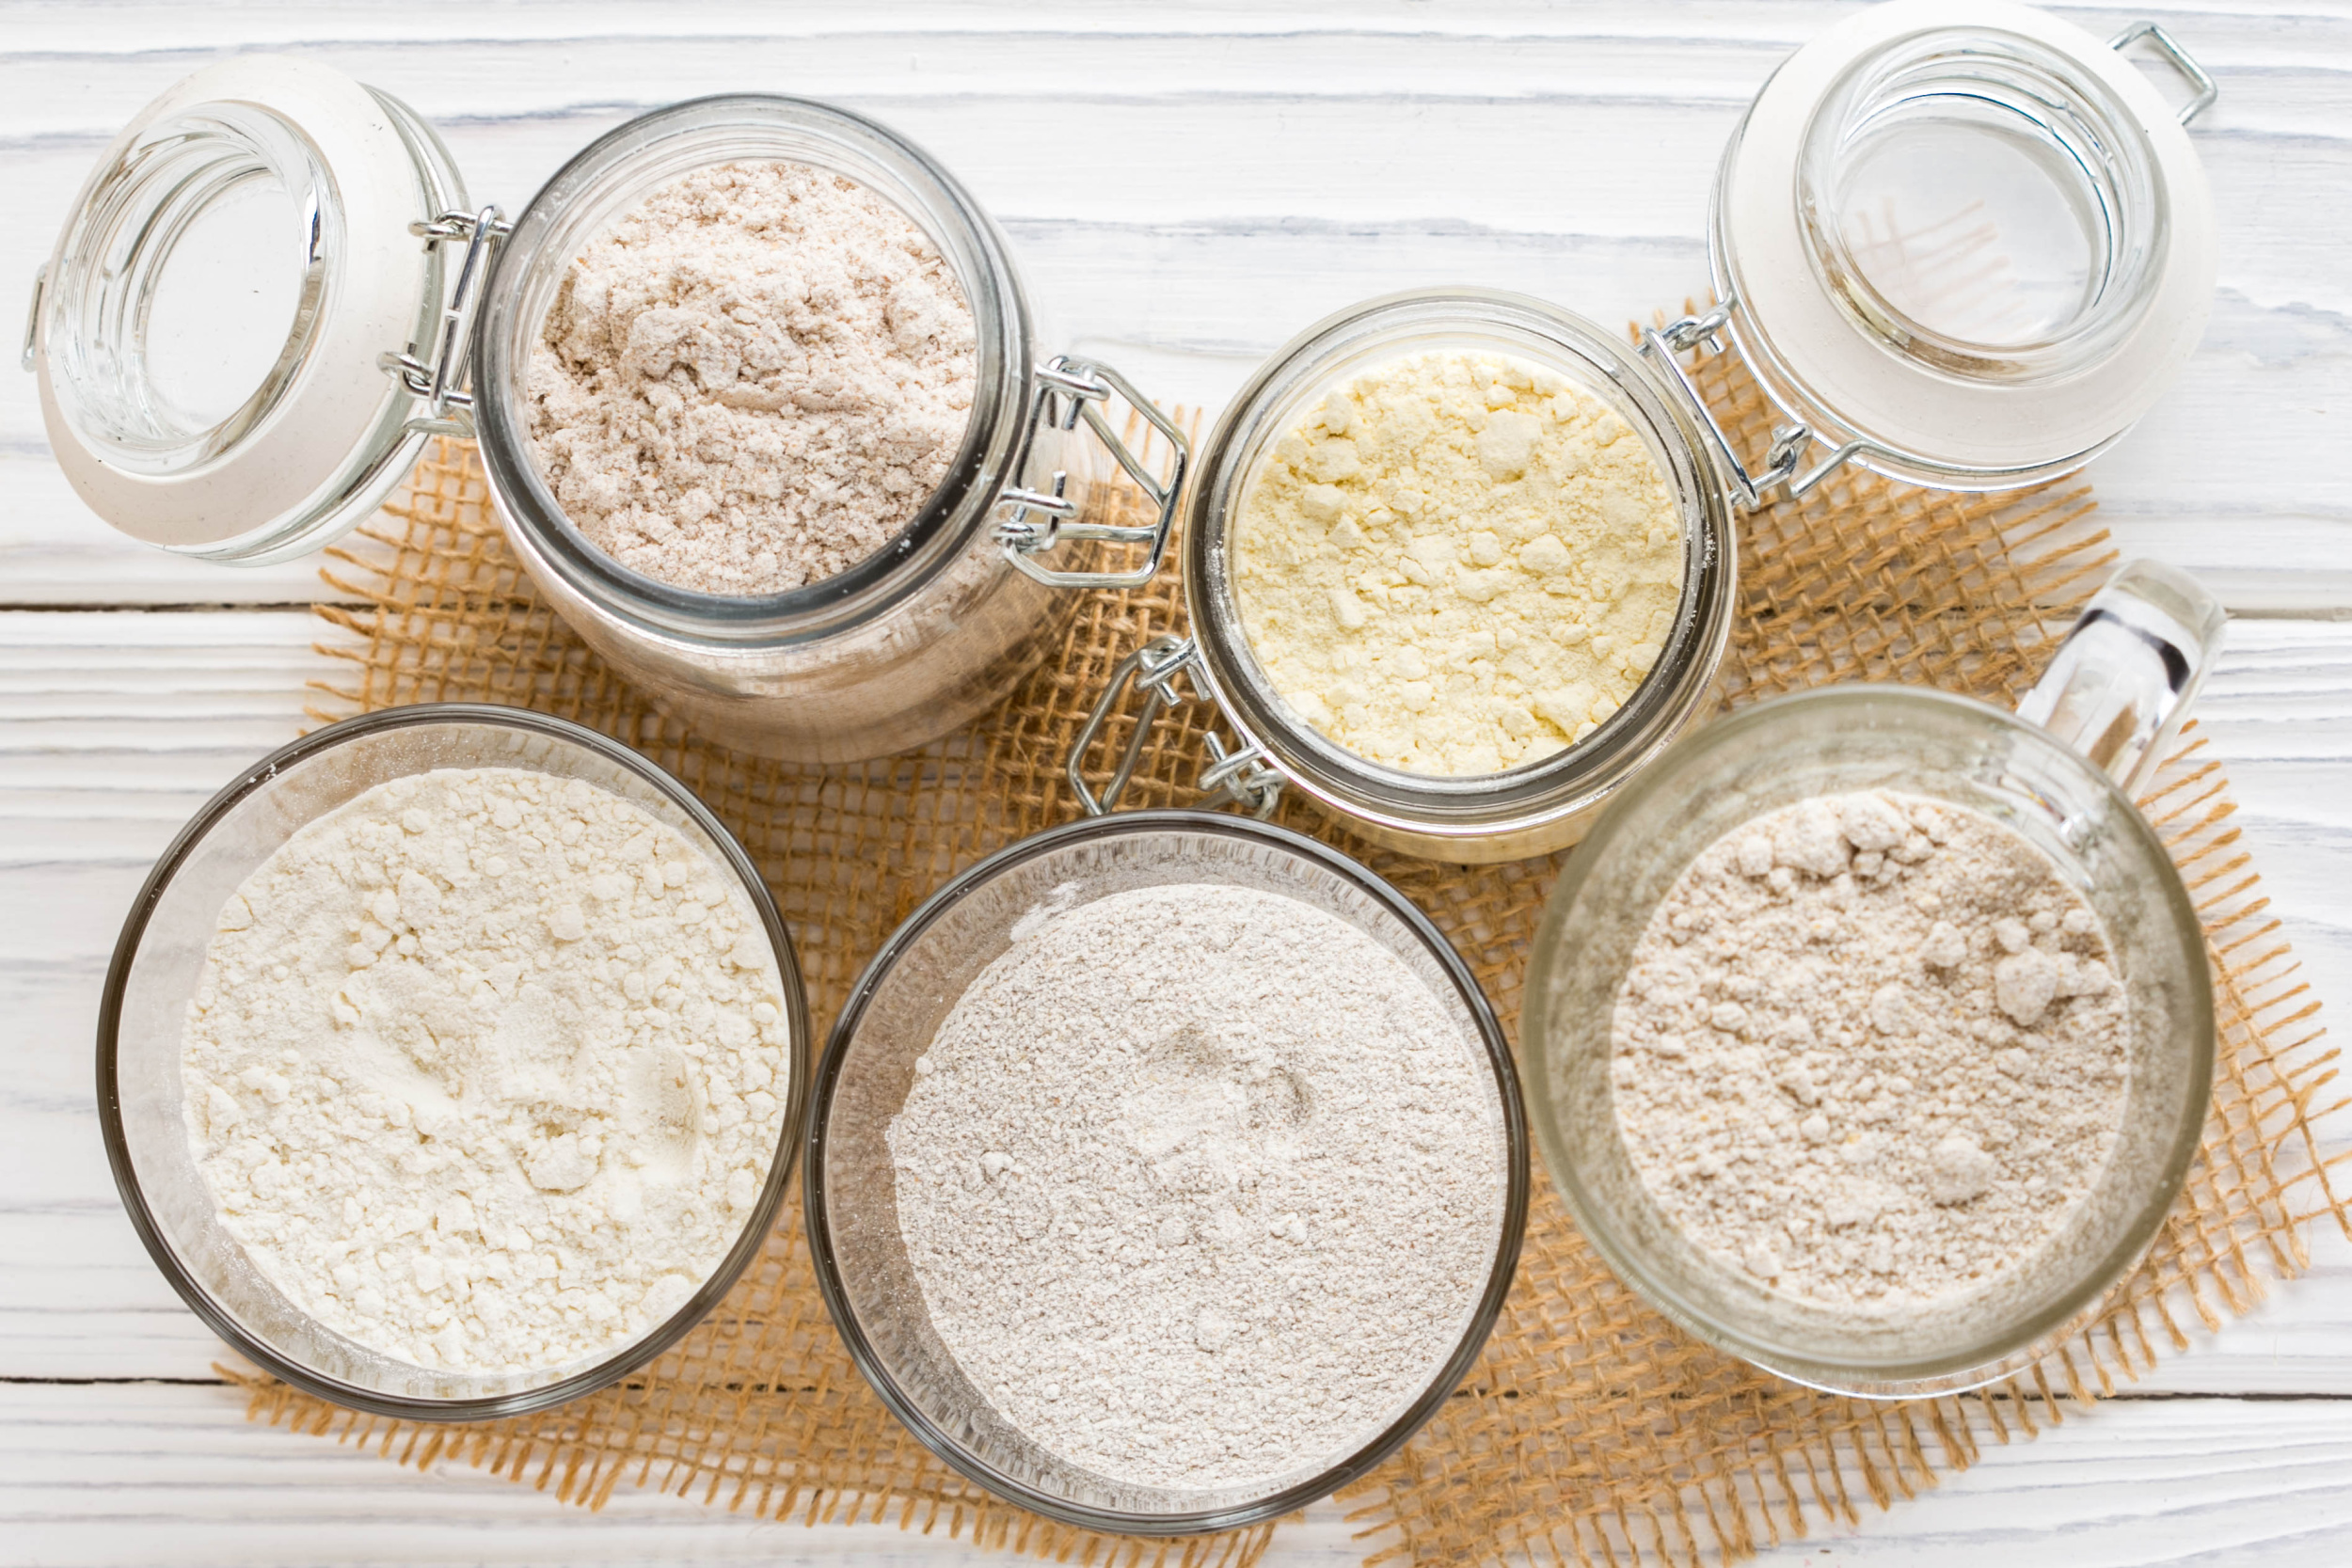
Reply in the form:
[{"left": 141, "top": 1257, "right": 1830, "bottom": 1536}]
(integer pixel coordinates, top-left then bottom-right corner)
[
  {"left": 1067, "top": 4, "right": 2220, "bottom": 862},
  {"left": 1231, "top": 344, "right": 1691, "bottom": 779},
  {"left": 1072, "top": 289, "right": 1737, "bottom": 863}
]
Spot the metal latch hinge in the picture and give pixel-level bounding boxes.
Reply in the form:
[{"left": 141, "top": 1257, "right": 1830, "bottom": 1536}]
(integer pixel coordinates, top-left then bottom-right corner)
[
  {"left": 1642, "top": 302, "right": 1865, "bottom": 508},
  {"left": 996, "top": 355, "right": 1190, "bottom": 591},
  {"left": 380, "top": 206, "right": 510, "bottom": 437},
  {"left": 2110, "top": 22, "right": 2217, "bottom": 127},
  {"left": 21, "top": 262, "right": 46, "bottom": 373},
  {"left": 1068, "top": 636, "right": 1283, "bottom": 820}
]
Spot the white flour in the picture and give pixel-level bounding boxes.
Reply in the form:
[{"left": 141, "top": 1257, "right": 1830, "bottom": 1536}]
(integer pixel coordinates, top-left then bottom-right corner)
[
  {"left": 181, "top": 767, "right": 794, "bottom": 1372},
  {"left": 1611, "top": 791, "right": 2131, "bottom": 1308},
  {"left": 887, "top": 882, "right": 1506, "bottom": 1490},
  {"left": 529, "top": 160, "right": 977, "bottom": 597}
]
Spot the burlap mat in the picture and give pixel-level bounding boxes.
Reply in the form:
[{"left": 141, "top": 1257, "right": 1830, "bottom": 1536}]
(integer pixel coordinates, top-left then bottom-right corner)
[{"left": 233, "top": 331, "right": 2350, "bottom": 1567}]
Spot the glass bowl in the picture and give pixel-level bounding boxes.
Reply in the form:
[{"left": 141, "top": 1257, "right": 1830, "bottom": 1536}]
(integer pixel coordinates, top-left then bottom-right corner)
[
  {"left": 1522, "top": 685, "right": 2213, "bottom": 1395},
  {"left": 96, "top": 704, "right": 812, "bottom": 1420},
  {"left": 804, "top": 810, "right": 1529, "bottom": 1532}
]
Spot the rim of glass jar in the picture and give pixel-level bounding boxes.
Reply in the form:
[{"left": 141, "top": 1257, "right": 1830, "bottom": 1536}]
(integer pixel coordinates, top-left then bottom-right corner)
[
  {"left": 94, "top": 703, "right": 815, "bottom": 1421},
  {"left": 1794, "top": 25, "right": 2168, "bottom": 388},
  {"left": 1702, "top": 0, "right": 2217, "bottom": 494},
  {"left": 33, "top": 61, "right": 469, "bottom": 563},
  {"left": 1183, "top": 288, "right": 1737, "bottom": 847},
  {"left": 473, "top": 95, "right": 1034, "bottom": 649},
  {"left": 803, "top": 809, "right": 1532, "bottom": 1534},
  {"left": 1521, "top": 685, "right": 2216, "bottom": 1394}
]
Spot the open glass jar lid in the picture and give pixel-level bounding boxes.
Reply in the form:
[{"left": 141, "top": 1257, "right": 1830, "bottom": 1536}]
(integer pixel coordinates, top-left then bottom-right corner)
[
  {"left": 1698, "top": 0, "right": 2218, "bottom": 495},
  {"left": 28, "top": 58, "right": 468, "bottom": 562}
]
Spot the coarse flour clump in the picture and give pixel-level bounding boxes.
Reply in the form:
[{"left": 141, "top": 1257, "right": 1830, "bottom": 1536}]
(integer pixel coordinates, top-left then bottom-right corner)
[
  {"left": 181, "top": 767, "right": 794, "bottom": 1372},
  {"left": 888, "top": 883, "right": 1506, "bottom": 1490},
  {"left": 1611, "top": 791, "right": 2130, "bottom": 1308},
  {"left": 529, "top": 160, "right": 977, "bottom": 597},
  {"left": 1233, "top": 350, "right": 1685, "bottom": 775}
]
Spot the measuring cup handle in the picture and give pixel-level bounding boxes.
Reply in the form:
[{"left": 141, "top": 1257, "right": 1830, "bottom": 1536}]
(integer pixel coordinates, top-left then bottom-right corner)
[{"left": 2015, "top": 559, "right": 2227, "bottom": 799}]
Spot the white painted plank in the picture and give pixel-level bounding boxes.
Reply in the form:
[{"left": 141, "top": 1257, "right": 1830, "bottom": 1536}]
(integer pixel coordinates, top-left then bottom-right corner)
[
  {"left": 2, "top": 1384, "right": 2348, "bottom": 1568},
  {"left": 0, "top": 1382, "right": 1357, "bottom": 1567}
]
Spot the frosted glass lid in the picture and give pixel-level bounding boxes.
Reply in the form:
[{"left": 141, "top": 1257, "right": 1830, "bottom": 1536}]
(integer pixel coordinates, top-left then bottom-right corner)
[
  {"left": 1710, "top": 0, "right": 2217, "bottom": 489},
  {"left": 30, "top": 58, "right": 462, "bottom": 559}
]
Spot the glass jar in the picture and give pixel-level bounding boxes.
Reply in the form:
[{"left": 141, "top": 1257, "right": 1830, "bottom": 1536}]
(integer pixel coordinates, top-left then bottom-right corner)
[
  {"left": 1522, "top": 562, "right": 2227, "bottom": 1395},
  {"left": 98, "top": 704, "right": 812, "bottom": 1418},
  {"left": 27, "top": 59, "right": 1182, "bottom": 763},
  {"left": 1704, "top": 0, "right": 2218, "bottom": 493},
  {"left": 1073, "top": 290, "right": 1737, "bottom": 864},
  {"left": 1071, "top": 2, "right": 2218, "bottom": 861}
]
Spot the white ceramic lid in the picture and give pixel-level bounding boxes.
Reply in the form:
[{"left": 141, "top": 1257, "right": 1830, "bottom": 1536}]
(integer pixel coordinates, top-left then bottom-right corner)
[
  {"left": 34, "top": 57, "right": 443, "bottom": 552},
  {"left": 1713, "top": 0, "right": 2217, "bottom": 481}
]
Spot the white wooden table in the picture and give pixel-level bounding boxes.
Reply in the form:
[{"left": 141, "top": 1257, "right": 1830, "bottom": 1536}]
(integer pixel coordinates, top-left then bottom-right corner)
[{"left": 5, "top": 4, "right": 2348, "bottom": 1563}]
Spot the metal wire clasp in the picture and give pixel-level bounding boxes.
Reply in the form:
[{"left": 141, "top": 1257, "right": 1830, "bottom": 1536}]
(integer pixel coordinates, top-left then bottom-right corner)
[
  {"left": 1067, "top": 635, "right": 1282, "bottom": 819},
  {"left": 1638, "top": 303, "right": 1864, "bottom": 510},
  {"left": 20, "top": 262, "right": 45, "bottom": 373},
  {"left": 998, "top": 356, "right": 1190, "bottom": 590},
  {"left": 2110, "top": 22, "right": 2217, "bottom": 126},
  {"left": 380, "top": 206, "right": 510, "bottom": 437}
]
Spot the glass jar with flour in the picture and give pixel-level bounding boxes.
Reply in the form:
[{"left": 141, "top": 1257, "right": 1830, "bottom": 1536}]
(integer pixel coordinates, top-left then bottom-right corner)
[
  {"left": 27, "top": 60, "right": 1181, "bottom": 763},
  {"left": 1071, "top": 1, "right": 2220, "bottom": 862}
]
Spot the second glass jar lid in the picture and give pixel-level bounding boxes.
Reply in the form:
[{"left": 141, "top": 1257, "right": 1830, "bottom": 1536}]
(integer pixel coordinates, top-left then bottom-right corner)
[{"left": 1708, "top": 0, "right": 2218, "bottom": 490}]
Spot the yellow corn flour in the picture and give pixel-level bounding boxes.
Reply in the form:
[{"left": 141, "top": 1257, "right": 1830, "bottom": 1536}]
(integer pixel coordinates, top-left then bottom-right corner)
[{"left": 1232, "top": 350, "right": 1685, "bottom": 775}]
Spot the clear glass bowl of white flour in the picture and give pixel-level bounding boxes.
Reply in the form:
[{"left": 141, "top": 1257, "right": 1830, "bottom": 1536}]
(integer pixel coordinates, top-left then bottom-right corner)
[
  {"left": 805, "top": 811, "right": 1529, "bottom": 1532},
  {"left": 97, "top": 705, "right": 810, "bottom": 1418}
]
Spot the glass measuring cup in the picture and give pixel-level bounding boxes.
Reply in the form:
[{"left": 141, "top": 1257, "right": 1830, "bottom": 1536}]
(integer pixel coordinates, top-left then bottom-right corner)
[{"left": 1522, "top": 561, "right": 2226, "bottom": 1394}]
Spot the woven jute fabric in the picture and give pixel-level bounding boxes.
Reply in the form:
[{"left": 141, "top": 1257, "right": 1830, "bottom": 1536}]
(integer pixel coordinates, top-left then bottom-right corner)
[{"left": 236, "top": 334, "right": 2349, "bottom": 1567}]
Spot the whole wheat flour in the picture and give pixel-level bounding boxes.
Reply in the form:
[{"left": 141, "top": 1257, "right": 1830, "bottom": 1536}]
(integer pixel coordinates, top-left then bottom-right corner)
[
  {"left": 1610, "top": 790, "right": 2130, "bottom": 1308},
  {"left": 181, "top": 767, "right": 794, "bottom": 1372},
  {"left": 1233, "top": 350, "right": 1684, "bottom": 775},
  {"left": 529, "top": 160, "right": 976, "bottom": 597},
  {"left": 887, "top": 882, "right": 1507, "bottom": 1490}
]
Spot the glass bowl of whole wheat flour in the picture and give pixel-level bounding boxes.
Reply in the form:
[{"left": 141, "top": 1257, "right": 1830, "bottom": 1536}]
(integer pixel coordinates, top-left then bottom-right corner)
[
  {"left": 805, "top": 810, "right": 1529, "bottom": 1532},
  {"left": 97, "top": 705, "right": 811, "bottom": 1419},
  {"left": 1525, "top": 562, "right": 2226, "bottom": 1396}
]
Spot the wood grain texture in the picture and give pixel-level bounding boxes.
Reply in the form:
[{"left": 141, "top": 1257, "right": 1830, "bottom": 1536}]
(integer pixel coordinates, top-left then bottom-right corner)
[
  {"left": 2, "top": 3, "right": 2348, "bottom": 1562},
  {"left": 4, "top": 1386, "right": 2349, "bottom": 1568}
]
